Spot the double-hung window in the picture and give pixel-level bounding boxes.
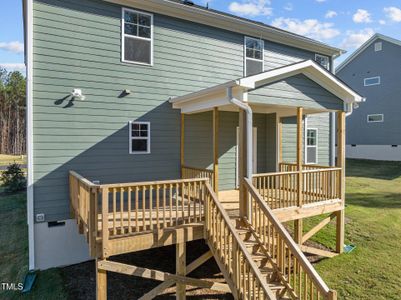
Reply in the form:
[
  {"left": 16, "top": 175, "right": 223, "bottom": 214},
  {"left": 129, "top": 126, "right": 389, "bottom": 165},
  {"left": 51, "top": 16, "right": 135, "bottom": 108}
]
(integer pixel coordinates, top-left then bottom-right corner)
[
  {"left": 315, "top": 54, "right": 330, "bottom": 70},
  {"left": 122, "top": 8, "right": 153, "bottom": 65},
  {"left": 129, "top": 121, "right": 150, "bottom": 154},
  {"left": 244, "top": 37, "right": 264, "bottom": 76},
  {"left": 306, "top": 129, "right": 318, "bottom": 164}
]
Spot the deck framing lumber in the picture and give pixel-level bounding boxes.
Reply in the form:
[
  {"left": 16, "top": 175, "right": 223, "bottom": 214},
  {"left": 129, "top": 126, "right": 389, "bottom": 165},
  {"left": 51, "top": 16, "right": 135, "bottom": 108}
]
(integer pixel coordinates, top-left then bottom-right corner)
[
  {"left": 295, "top": 107, "right": 304, "bottom": 244},
  {"left": 301, "top": 213, "right": 336, "bottom": 244}
]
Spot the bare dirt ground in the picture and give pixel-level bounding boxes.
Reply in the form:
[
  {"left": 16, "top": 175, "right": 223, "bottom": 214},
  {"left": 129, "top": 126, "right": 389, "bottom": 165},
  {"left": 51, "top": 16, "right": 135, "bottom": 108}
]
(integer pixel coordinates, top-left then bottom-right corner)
[{"left": 61, "top": 240, "right": 234, "bottom": 300}]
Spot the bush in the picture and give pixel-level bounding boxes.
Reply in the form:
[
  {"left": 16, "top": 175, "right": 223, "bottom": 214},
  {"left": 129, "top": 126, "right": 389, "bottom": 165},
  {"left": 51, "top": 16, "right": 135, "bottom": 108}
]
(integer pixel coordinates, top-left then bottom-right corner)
[{"left": 1, "top": 163, "right": 26, "bottom": 193}]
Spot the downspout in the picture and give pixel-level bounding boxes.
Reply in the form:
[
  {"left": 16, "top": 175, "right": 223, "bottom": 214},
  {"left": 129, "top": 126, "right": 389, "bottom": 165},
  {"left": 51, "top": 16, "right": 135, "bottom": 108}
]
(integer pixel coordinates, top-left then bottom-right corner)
[{"left": 227, "top": 87, "right": 253, "bottom": 178}]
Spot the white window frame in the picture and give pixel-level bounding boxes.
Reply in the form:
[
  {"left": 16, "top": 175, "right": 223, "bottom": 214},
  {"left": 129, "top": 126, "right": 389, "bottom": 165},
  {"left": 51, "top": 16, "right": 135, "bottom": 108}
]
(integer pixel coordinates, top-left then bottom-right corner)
[
  {"left": 315, "top": 54, "right": 330, "bottom": 70},
  {"left": 129, "top": 121, "right": 151, "bottom": 154},
  {"left": 305, "top": 128, "right": 318, "bottom": 165},
  {"left": 367, "top": 114, "right": 384, "bottom": 123},
  {"left": 364, "top": 76, "right": 381, "bottom": 86},
  {"left": 244, "top": 36, "right": 264, "bottom": 77},
  {"left": 374, "top": 42, "right": 382, "bottom": 52},
  {"left": 121, "top": 7, "right": 154, "bottom": 66}
]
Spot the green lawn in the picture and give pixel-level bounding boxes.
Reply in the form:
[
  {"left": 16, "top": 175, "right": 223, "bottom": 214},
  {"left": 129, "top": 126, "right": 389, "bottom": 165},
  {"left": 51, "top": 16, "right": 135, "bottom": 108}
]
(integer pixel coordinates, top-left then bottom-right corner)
[
  {"left": 308, "top": 159, "right": 401, "bottom": 299},
  {"left": 0, "top": 154, "right": 26, "bottom": 167},
  {"left": 1, "top": 159, "right": 400, "bottom": 299},
  {"left": 0, "top": 187, "right": 67, "bottom": 299}
]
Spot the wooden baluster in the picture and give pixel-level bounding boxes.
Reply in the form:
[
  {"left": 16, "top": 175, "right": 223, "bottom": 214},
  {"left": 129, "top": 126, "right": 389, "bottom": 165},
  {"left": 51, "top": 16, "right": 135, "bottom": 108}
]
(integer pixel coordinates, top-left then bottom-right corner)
[
  {"left": 112, "top": 188, "right": 116, "bottom": 236},
  {"left": 187, "top": 182, "right": 191, "bottom": 224},
  {"left": 155, "top": 184, "right": 160, "bottom": 230},
  {"left": 128, "top": 187, "right": 131, "bottom": 234},
  {"left": 120, "top": 187, "right": 124, "bottom": 235},
  {"left": 162, "top": 184, "right": 166, "bottom": 229},
  {"left": 149, "top": 185, "right": 153, "bottom": 230},
  {"left": 135, "top": 186, "right": 139, "bottom": 232},
  {"left": 169, "top": 184, "right": 173, "bottom": 226},
  {"left": 142, "top": 185, "right": 146, "bottom": 231}
]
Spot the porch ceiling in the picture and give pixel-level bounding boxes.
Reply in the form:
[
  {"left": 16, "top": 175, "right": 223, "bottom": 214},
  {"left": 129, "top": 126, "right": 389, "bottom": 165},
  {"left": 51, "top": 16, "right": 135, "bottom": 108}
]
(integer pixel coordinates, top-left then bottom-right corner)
[{"left": 169, "top": 60, "right": 364, "bottom": 114}]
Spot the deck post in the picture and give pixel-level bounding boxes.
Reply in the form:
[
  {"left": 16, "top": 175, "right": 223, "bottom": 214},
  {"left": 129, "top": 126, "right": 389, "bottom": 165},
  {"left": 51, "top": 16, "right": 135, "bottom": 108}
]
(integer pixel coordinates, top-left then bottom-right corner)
[
  {"left": 336, "top": 111, "right": 346, "bottom": 253},
  {"left": 213, "top": 107, "right": 219, "bottom": 193},
  {"left": 96, "top": 259, "right": 107, "bottom": 300},
  {"left": 294, "top": 107, "right": 303, "bottom": 244},
  {"left": 238, "top": 109, "right": 248, "bottom": 220},
  {"left": 176, "top": 242, "right": 186, "bottom": 299},
  {"left": 180, "top": 114, "right": 185, "bottom": 178}
]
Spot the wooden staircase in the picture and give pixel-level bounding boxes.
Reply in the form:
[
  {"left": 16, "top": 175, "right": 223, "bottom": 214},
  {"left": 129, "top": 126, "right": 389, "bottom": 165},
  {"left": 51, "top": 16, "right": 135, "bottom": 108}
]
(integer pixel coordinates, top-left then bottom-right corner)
[{"left": 204, "top": 181, "right": 337, "bottom": 300}]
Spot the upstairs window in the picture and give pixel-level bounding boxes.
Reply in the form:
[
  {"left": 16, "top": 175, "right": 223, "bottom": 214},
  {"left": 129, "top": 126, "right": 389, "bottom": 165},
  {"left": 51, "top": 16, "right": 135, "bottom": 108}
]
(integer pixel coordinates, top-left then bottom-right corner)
[
  {"left": 122, "top": 8, "right": 153, "bottom": 65},
  {"left": 364, "top": 76, "right": 380, "bottom": 86},
  {"left": 374, "top": 42, "right": 382, "bottom": 52},
  {"left": 244, "top": 37, "right": 264, "bottom": 76},
  {"left": 129, "top": 121, "right": 150, "bottom": 154},
  {"left": 306, "top": 129, "right": 318, "bottom": 164},
  {"left": 315, "top": 54, "right": 330, "bottom": 70},
  {"left": 367, "top": 114, "right": 384, "bottom": 123}
]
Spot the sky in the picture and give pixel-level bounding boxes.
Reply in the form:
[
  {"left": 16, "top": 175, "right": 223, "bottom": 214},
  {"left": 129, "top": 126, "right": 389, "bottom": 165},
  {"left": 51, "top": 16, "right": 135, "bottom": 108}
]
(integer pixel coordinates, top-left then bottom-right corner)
[{"left": 1, "top": 0, "right": 401, "bottom": 74}]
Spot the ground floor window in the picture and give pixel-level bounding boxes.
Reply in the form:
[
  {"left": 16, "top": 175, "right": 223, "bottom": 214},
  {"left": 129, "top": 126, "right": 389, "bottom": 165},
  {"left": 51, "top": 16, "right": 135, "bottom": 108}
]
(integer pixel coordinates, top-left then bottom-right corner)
[
  {"left": 306, "top": 128, "right": 318, "bottom": 164},
  {"left": 129, "top": 121, "right": 150, "bottom": 154},
  {"left": 367, "top": 114, "right": 384, "bottom": 123}
]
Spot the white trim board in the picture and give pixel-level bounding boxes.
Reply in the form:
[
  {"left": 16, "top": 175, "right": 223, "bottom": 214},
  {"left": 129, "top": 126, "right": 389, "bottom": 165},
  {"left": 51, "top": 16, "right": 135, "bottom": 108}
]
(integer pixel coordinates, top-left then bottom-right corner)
[
  {"left": 25, "top": 0, "right": 35, "bottom": 271},
  {"left": 337, "top": 33, "right": 401, "bottom": 72},
  {"left": 346, "top": 145, "right": 401, "bottom": 161}
]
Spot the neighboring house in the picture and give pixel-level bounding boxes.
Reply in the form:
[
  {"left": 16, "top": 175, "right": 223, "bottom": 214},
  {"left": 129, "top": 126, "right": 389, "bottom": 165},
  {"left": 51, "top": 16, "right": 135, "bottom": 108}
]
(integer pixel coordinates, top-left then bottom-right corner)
[
  {"left": 23, "top": 3, "right": 362, "bottom": 297},
  {"left": 337, "top": 33, "right": 401, "bottom": 161}
]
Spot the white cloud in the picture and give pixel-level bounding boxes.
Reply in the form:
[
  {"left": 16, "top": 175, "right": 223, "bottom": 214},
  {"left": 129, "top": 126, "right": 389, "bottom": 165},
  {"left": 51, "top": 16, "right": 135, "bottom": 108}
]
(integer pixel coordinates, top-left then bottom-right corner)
[
  {"left": 271, "top": 18, "right": 340, "bottom": 40},
  {"left": 0, "top": 63, "right": 26, "bottom": 72},
  {"left": 384, "top": 7, "right": 401, "bottom": 22},
  {"left": 315, "top": 0, "right": 326, "bottom": 3},
  {"left": 0, "top": 41, "right": 24, "bottom": 54},
  {"left": 379, "top": 19, "right": 386, "bottom": 25},
  {"left": 284, "top": 3, "right": 293, "bottom": 11},
  {"left": 228, "top": 0, "right": 272, "bottom": 17},
  {"left": 352, "top": 9, "right": 372, "bottom": 23},
  {"left": 325, "top": 10, "right": 337, "bottom": 19},
  {"left": 340, "top": 28, "right": 375, "bottom": 49}
]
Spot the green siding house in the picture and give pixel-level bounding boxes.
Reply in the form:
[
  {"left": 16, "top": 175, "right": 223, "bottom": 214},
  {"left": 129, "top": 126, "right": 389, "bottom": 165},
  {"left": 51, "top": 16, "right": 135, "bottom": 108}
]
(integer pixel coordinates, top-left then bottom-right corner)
[{"left": 23, "top": 0, "right": 363, "bottom": 270}]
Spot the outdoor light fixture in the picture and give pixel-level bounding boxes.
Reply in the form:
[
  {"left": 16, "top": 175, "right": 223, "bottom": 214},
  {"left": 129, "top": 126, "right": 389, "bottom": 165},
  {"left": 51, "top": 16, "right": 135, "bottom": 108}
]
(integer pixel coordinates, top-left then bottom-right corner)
[{"left": 71, "top": 88, "right": 86, "bottom": 101}]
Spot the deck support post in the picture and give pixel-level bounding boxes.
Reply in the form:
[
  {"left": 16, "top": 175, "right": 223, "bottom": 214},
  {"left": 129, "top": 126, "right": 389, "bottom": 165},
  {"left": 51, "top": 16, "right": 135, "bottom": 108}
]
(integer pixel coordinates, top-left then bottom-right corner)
[
  {"left": 294, "top": 107, "right": 303, "bottom": 244},
  {"left": 176, "top": 242, "right": 186, "bottom": 299},
  {"left": 336, "top": 111, "right": 346, "bottom": 253},
  {"left": 239, "top": 109, "right": 248, "bottom": 220},
  {"left": 180, "top": 114, "right": 185, "bottom": 178},
  {"left": 96, "top": 259, "right": 107, "bottom": 300},
  {"left": 213, "top": 107, "right": 219, "bottom": 193}
]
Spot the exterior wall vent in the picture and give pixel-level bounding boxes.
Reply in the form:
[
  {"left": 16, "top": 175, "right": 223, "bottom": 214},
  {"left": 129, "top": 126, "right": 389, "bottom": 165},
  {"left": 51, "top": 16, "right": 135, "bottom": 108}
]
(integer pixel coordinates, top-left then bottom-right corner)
[{"left": 374, "top": 42, "right": 382, "bottom": 52}]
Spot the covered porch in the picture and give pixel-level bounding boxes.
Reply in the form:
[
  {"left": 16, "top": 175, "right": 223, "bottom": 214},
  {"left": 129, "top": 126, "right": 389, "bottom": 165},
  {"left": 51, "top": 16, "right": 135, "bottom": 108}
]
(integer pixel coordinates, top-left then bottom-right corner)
[{"left": 172, "top": 60, "right": 363, "bottom": 253}]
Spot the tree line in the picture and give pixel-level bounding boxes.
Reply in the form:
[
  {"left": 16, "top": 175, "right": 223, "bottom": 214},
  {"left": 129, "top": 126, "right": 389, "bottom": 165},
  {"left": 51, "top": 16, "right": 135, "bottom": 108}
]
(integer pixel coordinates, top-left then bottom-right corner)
[{"left": 0, "top": 68, "right": 26, "bottom": 155}]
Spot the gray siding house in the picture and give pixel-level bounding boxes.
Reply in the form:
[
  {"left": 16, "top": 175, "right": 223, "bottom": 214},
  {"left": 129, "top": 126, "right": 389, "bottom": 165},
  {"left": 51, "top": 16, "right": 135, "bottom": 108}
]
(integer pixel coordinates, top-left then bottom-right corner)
[
  {"left": 337, "top": 33, "right": 401, "bottom": 161},
  {"left": 23, "top": 0, "right": 362, "bottom": 271}
]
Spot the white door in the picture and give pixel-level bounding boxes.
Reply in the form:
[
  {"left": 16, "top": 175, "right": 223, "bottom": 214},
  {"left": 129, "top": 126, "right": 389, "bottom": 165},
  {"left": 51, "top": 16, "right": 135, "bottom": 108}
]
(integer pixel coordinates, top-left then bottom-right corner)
[{"left": 236, "top": 127, "right": 257, "bottom": 188}]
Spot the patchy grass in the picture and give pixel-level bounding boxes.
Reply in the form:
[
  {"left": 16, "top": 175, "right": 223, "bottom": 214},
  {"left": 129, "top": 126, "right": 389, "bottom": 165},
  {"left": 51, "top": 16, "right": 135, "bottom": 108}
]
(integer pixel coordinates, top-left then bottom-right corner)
[
  {"left": 0, "top": 187, "right": 67, "bottom": 299},
  {"left": 303, "top": 159, "right": 401, "bottom": 300},
  {"left": 0, "top": 154, "right": 26, "bottom": 167}
]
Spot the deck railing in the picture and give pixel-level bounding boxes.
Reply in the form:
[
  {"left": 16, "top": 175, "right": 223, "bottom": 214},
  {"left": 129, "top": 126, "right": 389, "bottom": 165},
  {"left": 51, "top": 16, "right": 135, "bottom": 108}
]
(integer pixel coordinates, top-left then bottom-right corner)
[
  {"left": 244, "top": 178, "right": 337, "bottom": 300},
  {"left": 279, "top": 162, "right": 333, "bottom": 172},
  {"left": 252, "top": 168, "right": 341, "bottom": 209},
  {"left": 70, "top": 171, "right": 208, "bottom": 258},
  {"left": 182, "top": 165, "right": 214, "bottom": 189},
  {"left": 204, "top": 182, "right": 275, "bottom": 299}
]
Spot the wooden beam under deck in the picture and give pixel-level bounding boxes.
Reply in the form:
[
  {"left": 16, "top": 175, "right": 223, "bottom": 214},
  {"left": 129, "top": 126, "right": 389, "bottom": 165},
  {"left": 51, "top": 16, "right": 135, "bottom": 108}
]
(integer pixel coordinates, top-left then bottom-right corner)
[{"left": 104, "top": 224, "right": 204, "bottom": 257}]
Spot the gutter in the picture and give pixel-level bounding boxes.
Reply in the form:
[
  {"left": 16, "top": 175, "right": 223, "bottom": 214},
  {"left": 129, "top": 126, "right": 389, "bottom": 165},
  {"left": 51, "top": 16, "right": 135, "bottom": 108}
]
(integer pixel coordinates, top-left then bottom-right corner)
[{"left": 227, "top": 87, "right": 253, "bottom": 179}]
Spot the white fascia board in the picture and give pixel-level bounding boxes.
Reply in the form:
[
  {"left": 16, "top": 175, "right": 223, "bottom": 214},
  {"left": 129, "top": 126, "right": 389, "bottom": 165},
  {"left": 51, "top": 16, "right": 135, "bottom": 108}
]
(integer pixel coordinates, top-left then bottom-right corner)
[
  {"left": 104, "top": 0, "right": 343, "bottom": 57},
  {"left": 335, "top": 33, "right": 401, "bottom": 73},
  {"left": 241, "top": 60, "right": 363, "bottom": 103}
]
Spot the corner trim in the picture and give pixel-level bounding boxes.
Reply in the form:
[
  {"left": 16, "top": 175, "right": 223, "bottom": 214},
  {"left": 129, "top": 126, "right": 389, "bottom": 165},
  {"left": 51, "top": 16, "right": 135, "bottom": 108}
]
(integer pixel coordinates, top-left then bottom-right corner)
[{"left": 25, "top": 0, "right": 35, "bottom": 271}]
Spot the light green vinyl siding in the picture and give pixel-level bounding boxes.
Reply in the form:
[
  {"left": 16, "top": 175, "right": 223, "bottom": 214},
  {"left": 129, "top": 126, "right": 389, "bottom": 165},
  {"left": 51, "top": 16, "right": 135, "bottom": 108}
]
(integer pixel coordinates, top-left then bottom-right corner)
[
  {"left": 249, "top": 74, "right": 343, "bottom": 111},
  {"left": 32, "top": 0, "right": 334, "bottom": 221}
]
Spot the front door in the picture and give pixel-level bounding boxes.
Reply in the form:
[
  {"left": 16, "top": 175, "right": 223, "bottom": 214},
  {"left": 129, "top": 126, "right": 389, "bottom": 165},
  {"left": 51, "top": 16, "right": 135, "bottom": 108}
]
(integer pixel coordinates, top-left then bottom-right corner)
[{"left": 236, "top": 127, "right": 257, "bottom": 188}]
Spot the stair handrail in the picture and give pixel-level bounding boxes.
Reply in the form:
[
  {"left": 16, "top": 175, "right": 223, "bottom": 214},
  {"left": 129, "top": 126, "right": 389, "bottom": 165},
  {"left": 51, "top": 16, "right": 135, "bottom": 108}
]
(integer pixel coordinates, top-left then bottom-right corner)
[
  {"left": 204, "top": 182, "right": 276, "bottom": 299},
  {"left": 244, "top": 177, "right": 337, "bottom": 300}
]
